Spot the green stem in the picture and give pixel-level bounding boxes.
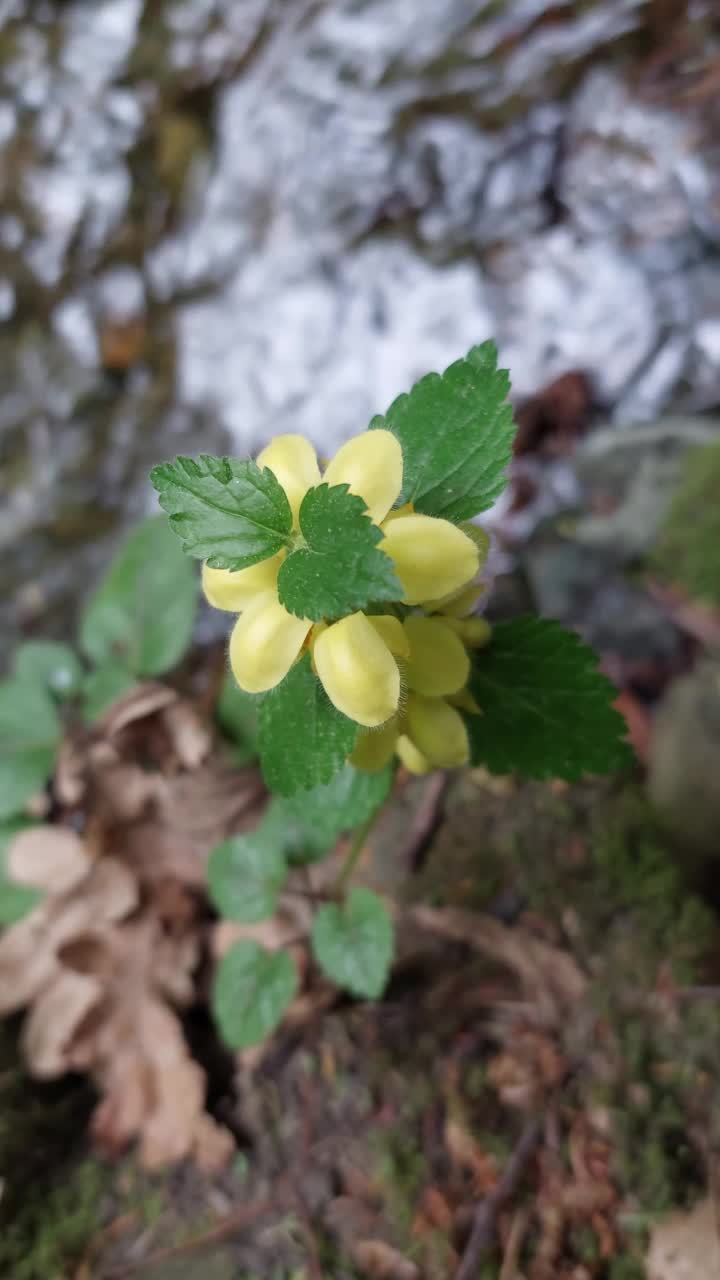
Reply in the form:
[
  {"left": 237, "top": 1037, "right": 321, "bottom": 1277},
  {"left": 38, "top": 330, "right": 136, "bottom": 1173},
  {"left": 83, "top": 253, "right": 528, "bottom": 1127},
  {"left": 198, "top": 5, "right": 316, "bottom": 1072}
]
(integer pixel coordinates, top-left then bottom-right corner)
[{"left": 335, "top": 804, "right": 384, "bottom": 895}]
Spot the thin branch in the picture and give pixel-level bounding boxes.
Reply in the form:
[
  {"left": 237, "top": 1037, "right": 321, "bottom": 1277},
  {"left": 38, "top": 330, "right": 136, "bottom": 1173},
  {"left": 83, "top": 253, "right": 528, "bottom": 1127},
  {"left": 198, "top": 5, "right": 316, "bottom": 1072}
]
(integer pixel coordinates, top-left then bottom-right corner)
[
  {"left": 107, "top": 1193, "right": 284, "bottom": 1277},
  {"left": 454, "top": 1114, "right": 542, "bottom": 1280}
]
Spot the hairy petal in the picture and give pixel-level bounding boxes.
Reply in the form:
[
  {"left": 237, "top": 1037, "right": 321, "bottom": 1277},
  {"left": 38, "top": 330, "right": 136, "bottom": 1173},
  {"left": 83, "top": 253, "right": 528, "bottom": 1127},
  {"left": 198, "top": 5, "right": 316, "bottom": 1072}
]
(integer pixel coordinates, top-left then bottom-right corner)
[
  {"left": 257, "top": 434, "right": 321, "bottom": 527},
  {"left": 313, "top": 612, "right": 400, "bottom": 728},
  {"left": 229, "top": 592, "right": 311, "bottom": 694},
  {"left": 379, "top": 514, "right": 479, "bottom": 606},
  {"left": 406, "top": 693, "right": 470, "bottom": 768},
  {"left": 202, "top": 553, "right": 284, "bottom": 612},
  {"left": 404, "top": 616, "right": 470, "bottom": 697},
  {"left": 323, "top": 430, "right": 403, "bottom": 525}
]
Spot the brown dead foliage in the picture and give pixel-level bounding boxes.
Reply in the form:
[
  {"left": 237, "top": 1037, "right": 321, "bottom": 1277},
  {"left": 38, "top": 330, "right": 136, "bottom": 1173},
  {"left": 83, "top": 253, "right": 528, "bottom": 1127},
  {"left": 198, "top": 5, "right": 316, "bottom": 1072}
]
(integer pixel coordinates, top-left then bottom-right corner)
[{"left": 0, "top": 681, "right": 264, "bottom": 1169}]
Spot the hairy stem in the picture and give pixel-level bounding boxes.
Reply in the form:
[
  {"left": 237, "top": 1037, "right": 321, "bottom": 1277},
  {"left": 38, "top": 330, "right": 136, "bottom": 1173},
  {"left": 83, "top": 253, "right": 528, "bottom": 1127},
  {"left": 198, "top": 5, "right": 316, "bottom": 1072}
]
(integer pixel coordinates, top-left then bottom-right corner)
[{"left": 335, "top": 804, "right": 383, "bottom": 894}]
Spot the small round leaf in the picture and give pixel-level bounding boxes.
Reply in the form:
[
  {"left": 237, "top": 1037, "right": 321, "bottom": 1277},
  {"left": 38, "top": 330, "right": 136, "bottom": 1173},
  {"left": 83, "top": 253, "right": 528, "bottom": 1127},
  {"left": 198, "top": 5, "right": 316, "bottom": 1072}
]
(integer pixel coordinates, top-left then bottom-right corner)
[
  {"left": 208, "top": 829, "right": 286, "bottom": 923},
  {"left": 312, "top": 887, "right": 393, "bottom": 999},
  {"left": 212, "top": 941, "right": 297, "bottom": 1049}
]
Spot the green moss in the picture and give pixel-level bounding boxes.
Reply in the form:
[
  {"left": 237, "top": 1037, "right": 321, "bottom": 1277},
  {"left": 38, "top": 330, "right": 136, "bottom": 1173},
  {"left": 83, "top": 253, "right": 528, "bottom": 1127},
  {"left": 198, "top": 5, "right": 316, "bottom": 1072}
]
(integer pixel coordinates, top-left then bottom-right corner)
[
  {"left": 653, "top": 439, "right": 720, "bottom": 605},
  {"left": 0, "top": 1157, "right": 109, "bottom": 1280}
]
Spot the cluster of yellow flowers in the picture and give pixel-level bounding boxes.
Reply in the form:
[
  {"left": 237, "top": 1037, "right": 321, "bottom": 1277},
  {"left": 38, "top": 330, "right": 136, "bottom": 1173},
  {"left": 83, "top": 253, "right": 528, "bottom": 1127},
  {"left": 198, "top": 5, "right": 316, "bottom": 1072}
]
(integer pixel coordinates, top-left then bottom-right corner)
[{"left": 203, "top": 431, "right": 490, "bottom": 774}]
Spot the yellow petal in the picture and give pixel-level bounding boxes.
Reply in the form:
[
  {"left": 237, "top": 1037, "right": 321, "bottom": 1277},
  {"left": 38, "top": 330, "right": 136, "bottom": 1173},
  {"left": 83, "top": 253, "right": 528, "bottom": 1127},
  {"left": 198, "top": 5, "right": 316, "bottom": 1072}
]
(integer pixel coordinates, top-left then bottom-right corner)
[
  {"left": 323, "top": 429, "right": 403, "bottom": 525},
  {"left": 396, "top": 734, "right": 432, "bottom": 775},
  {"left": 403, "top": 616, "right": 470, "bottom": 697},
  {"left": 202, "top": 554, "right": 284, "bottom": 612},
  {"left": 444, "top": 617, "right": 492, "bottom": 648},
  {"left": 229, "top": 592, "right": 310, "bottom": 693},
  {"left": 256, "top": 434, "right": 321, "bottom": 527},
  {"left": 447, "top": 687, "right": 482, "bottom": 715},
  {"left": 379, "top": 514, "right": 479, "bottom": 606},
  {"left": 367, "top": 614, "right": 410, "bottom": 658},
  {"left": 406, "top": 693, "right": 470, "bottom": 768},
  {"left": 313, "top": 612, "right": 400, "bottom": 728},
  {"left": 350, "top": 720, "right": 399, "bottom": 772},
  {"left": 433, "top": 584, "right": 484, "bottom": 617}
]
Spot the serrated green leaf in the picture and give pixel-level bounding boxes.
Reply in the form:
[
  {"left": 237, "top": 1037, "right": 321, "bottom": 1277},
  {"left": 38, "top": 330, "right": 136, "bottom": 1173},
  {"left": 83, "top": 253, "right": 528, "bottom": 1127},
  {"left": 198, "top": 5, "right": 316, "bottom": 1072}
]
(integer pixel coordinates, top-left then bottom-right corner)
[
  {"left": 216, "top": 673, "right": 258, "bottom": 765},
  {"left": 0, "top": 680, "right": 61, "bottom": 821},
  {"left": 13, "top": 642, "right": 83, "bottom": 700},
  {"left": 281, "top": 763, "right": 393, "bottom": 848},
  {"left": 151, "top": 455, "right": 292, "bottom": 570},
  {"left": 466, "top": 617, "right": 635, "bottom": 781},
  {"left": 80, "top": 516, "right": 198, "bottom": 677},
  {"left": 277, "top": 484, "right": 400, "bottom": 621},
  {"left": 370, "top": 341, "right": 516, "bottom": 522},
  {"left": 81, "top": 663, "right": 138, "bottom": 724},
  {"left": 258, "top": 655, "right": 357, "bottom": 796},
  {"left": 213, "top": 940, "right": 297, "bottom": 1049},
  {"left": 208, "top": 818, "right": 287, "bottom": 923},
  {"left": 312, "top": 887, "right": 393, "bottom": 999},
  {"left": 0, "top": 820, "right": 41, "bottom": 925}
]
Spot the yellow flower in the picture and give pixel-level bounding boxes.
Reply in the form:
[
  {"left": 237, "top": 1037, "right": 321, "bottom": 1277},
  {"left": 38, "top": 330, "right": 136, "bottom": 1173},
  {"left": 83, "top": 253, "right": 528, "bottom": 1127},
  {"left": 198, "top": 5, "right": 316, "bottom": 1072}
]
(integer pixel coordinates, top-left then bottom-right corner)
[
  {"left": 406, "top": 692, "right": 470, "bottom": 768},
  {"left": 395, "top": 734, "right": 432, "bottom": 775},
  {"left": 403, "top": 615, "right": 469, "bottom": 697},
  {"left": 323, "top": 430, "right": 403, "bottom": 524},
  {"left": 202, "top": 553, "right": 285, "bottom": 612},
  {"left": 256, "top": 429, "right": 403, "bottom": 530},
  {"left": 350, "top": 719, "right": 400, "bottom": 771},
  {"left": 256, "top": 434, "right": 321, "bottom": 527},
  {"left": 379, "top": 513, "right": 479, "bottom": 605},
  {"left": 312, "top": 612, "right": 400, "bottom": 728},
  {"left": 229, "top": 592, "right": 311, "bottom": 693}
]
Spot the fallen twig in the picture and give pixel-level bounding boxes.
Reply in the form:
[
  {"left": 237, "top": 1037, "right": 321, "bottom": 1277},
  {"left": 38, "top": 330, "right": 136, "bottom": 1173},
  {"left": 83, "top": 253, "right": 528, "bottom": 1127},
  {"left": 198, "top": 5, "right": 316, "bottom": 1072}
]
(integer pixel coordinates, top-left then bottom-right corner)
[
  {"left": 454, "top": 1114, "right": 543, "bottom": 1280},
  {"left": 106, "top": 1192, "right": 286, "bottom": 1277}
]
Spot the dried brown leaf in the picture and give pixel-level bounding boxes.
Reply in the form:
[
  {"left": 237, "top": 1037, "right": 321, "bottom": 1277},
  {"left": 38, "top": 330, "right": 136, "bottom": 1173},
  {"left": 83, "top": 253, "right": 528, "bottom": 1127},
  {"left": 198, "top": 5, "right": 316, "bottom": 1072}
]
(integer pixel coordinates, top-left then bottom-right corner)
[
  {"left": 22, "top": 969, "right": 103, "bottom": 1078},
  {"left": 8, "top": 825, "right": 91, "bottom": 894},
  {"left": 352, "top": 1239, "right": 420, "bottom": 1280},
  {"left": 99, "top": 682, "right": 177, "bottom": 737},
  {"left": 646, "top": 1197, "right": 720, "bottom": 1280},
  {"left": 162, "top": 700, "right": 212, "bottom": 769}
]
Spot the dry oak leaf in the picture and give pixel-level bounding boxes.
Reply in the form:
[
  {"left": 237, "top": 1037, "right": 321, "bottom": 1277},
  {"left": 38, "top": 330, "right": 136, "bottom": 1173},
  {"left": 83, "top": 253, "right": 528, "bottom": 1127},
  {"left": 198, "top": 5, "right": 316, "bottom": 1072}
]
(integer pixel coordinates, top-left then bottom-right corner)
[
  {"left": 8, "top": 825, "right": 91, "bottom": 895},
  {"left": 646, "top": 1196, "right": 720, "bottom": 1280},
  {"left": 0, "top": 857, "right": 137, "bottom": 1017}
]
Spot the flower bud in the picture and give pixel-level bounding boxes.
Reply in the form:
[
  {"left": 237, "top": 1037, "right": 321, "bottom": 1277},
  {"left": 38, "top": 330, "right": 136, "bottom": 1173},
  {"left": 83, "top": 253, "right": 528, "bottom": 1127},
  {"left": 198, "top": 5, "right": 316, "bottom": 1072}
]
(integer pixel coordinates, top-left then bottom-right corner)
[
  {"left": 403, "top": 616, "right": 469, "bottom": 697},
  {"left": 379, "top": 514, "right": 479, "bottom": 606},
  {"left": 406, "top": 692, "right": 470, "bottom": 768},
  {"left": 202, "top": 553, "right": 284, "bottom": 612},
  {"left": 396, "top": 734, "right": 431, "bottom": 775},
  {"left": 443, "top": 617, "right": 492, "bottom": 648},
  {"left": 313, "top": 612, "right": 400, "bottom": 728},
  {"left": 323, "top": 429, "right": 403, "bottom": 525},
  {"left": 350, "top": 719, "right": 399, "bottom": 772},
  {"left": 434, "top": 584, "right": 484, "bottom": 618},
  {"left": 368, "top": 614, "right": 410, "bottom": 658},
  {"left": 229, "top": 591, "right": 310, "bottom": 693},
  {"left": 256, "top": 434, "right": 321, "bottom": 526}
]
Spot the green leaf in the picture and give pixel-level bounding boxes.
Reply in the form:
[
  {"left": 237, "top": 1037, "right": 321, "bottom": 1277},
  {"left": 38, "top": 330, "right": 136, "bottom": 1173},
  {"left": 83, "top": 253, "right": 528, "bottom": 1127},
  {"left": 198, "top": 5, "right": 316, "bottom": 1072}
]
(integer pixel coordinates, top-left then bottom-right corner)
[
  {"left": 13, "top": 642, "right": 83, "bottom": 700},
  {"left": 370, "top": 341, "right": 516, "bottom": 522},
  {"left": 212, "top": 940, "right": 297, "bottom": 1049},
  {"left": 81, "top": 663, "right": 138, "bottom": 724},
  {"left": 216, "top": 673, "right": 258, "bottom": 765},
  {"left": 150, "top": 455, "right": 292, "bottom": 570},
  {"left": 277, "top": 484, "right": 400, "bottom": 621},
  {"left": 312, "top": 887, "right": 393, "bottom": 999},
  {"left": 0, "top": 820, "right": 41, "bottom": 925},
  {"left": 208, "top": 817, "right": 287, "bottom": 923},
  {"left": 0, "top": 680, "right": 61, "bottom": 821},
  {"left": 80, "top": 516, "right": 198, "bottom": 677},
  {"left": 258, "top": 655, "right": 357, "bottom": 796},
  {"left": 281, "top": 763, "right": 393, "bottom": 848},
  {"left": 466, "top": 617, "right": 635, "bottom": 781}
]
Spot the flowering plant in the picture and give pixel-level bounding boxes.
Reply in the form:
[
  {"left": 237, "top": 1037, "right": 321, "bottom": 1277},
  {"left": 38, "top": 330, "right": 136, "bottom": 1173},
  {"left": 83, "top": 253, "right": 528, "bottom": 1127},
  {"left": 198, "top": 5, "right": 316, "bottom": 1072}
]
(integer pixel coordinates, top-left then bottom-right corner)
[{"left": 152, "top": 343, "right": 632, "bottom": 1046}]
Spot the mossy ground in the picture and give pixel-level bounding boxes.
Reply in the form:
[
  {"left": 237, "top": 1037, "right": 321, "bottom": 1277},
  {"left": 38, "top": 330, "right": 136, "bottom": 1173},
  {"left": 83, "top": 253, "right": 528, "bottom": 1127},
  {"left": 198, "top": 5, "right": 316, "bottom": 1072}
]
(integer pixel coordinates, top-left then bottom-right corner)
[{"left": 2, "top": 772, "right": 718, "bottom": 1278}]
